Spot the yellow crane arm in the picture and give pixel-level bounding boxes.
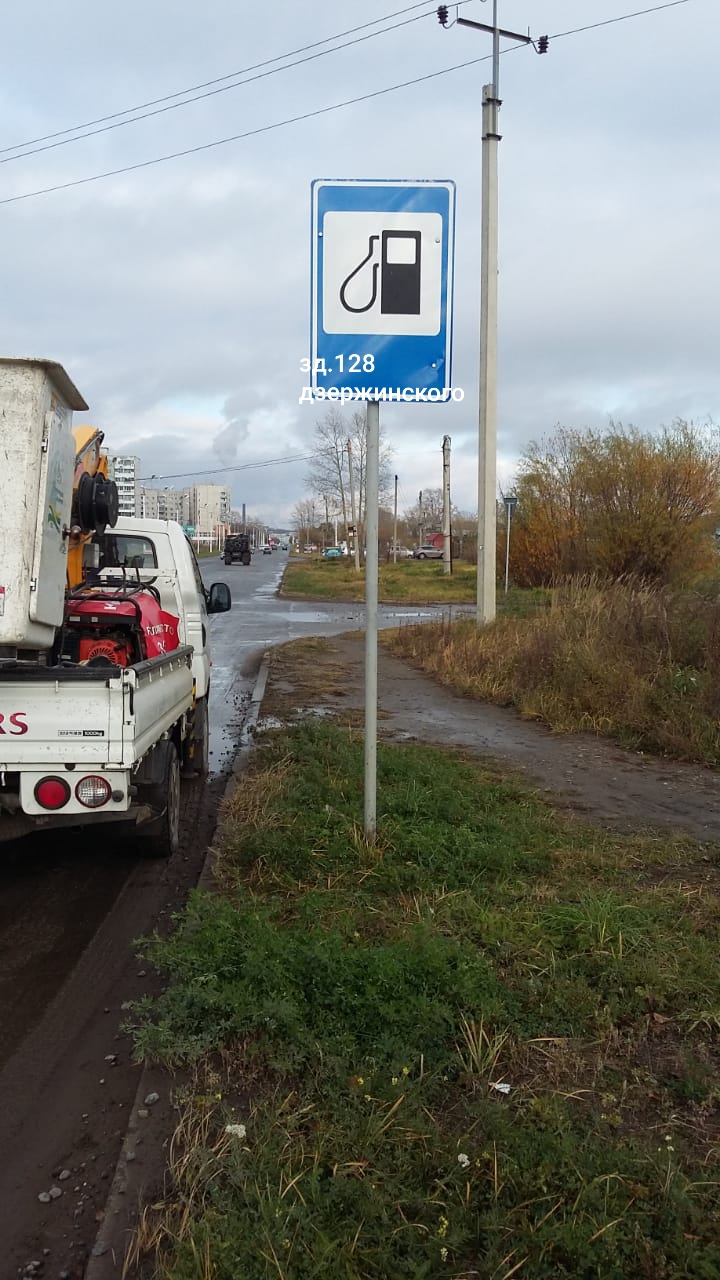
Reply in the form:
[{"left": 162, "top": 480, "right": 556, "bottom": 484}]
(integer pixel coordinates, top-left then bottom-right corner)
[{"left": 66, "top": 426, "right": 117, "bottom": 588}]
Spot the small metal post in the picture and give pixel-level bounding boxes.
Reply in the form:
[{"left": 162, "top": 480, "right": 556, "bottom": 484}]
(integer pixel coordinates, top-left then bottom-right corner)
[
  {"left": 503, "top": 494, "right": 516, "bottom": 593},
  {"left": 348, "top": 438, "right": 360, "bottom": 571},
  {"left": 442, "top": 435, "right": 452, "bottom": 575}
]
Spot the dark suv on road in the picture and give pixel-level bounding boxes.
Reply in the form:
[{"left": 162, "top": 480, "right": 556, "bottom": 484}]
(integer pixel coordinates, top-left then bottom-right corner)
[{"left": 223, "top": 534, "right": 252, "bottom": 566}]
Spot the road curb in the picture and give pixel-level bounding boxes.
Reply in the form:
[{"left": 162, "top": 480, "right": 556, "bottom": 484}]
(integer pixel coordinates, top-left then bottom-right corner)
[
  {"left": 84, "top": 650, "right": 272, "bottom": 1279},
  {"left": 198, "top": 648, "right": 272, "bottom": 892}
]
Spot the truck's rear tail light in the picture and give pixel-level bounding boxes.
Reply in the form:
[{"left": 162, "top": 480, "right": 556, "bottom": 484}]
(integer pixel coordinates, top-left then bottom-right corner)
[
  {"left": 75, "top": 775, "right": 113, "bottom": 808},
  {"left": 34, "top": 777, "right": 71, "bottom": 810}
]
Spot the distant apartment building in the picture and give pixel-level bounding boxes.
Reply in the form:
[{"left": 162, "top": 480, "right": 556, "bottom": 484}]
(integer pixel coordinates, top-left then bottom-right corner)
[
  {"left": 189, "top": 484, "right": 231, "bottom": 534},
  {"left": 140, "top": 487, "right": 191, "bottom": 525},
  {"left": 108, "top": 455, "right": 141, "bottom": 518}
]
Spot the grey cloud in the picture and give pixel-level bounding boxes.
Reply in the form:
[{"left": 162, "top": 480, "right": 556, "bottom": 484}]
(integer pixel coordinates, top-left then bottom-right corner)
[{"left": 0, "top": 0, "right": 718, "bottom": 523}]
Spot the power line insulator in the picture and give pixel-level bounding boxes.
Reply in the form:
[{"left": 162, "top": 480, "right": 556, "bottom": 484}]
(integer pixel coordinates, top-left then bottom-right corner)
[
  {"left": 536, "top": 34, "right": 549, "bottom": 54},
  {"left": 437, "top": 5, "right": 449, "bottom": 27}
]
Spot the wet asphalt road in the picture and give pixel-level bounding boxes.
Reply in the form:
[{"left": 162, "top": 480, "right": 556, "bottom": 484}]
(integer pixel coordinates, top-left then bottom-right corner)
[
  {"left": 203, "top": 546, "right": 462, "bottom": 768},
  {"left": 0, "top": 547, "right": 452, "bottom": 1274}
]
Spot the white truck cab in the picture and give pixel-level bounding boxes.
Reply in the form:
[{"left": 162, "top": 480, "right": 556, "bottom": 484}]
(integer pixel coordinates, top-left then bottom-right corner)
[{"left": 92, "top": 517, "right": 223, "bottom": 702}]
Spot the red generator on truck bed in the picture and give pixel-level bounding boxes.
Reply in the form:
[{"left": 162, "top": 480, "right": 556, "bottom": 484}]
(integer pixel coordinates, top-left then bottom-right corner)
[{"left": 64, "top": 585, "right": 180, "bottom": 668}]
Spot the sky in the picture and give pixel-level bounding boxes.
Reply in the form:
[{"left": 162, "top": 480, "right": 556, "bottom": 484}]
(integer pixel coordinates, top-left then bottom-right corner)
[{"left": 0, "top": 0, "right": 716, "bottom": 526}]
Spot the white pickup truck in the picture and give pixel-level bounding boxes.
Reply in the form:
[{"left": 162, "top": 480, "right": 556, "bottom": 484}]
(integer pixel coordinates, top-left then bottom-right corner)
[
  {"left": 0, "top": 356, "right": 232, "bottom": 857},
  {"left": 0, "top": 520, "right": 231, "bottom": 856}
]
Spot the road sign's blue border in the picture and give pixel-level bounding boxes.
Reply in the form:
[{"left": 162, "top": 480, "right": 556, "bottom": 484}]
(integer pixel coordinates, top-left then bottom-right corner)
[{"left": 310, "top": 179, "right": 455, "bottom": 403}]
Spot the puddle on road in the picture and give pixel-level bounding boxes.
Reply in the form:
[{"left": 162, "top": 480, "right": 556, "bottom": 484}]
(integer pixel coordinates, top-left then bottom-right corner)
[
  {"left": 383, "top": 611, "right": 436, "bottom": 619},
  {"left": 270, "top": 610, "right": 358, "bottom": 625}
]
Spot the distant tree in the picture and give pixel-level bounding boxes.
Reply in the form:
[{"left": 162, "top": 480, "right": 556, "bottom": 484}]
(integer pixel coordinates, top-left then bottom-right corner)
[
  {"left": 404, "top": 487, "right": 460, "bottom": 540},
  {"left": 509, "top": 421, "right": 720, "bottom": 586},
  {"left": 305, "top": 409, "right": 393, "bottom": 531},
  {"left": 291, "top": 496, "right": 322, "bottom": 547}
]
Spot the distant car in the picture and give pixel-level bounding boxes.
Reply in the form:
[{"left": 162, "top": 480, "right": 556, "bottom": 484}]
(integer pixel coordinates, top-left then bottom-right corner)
[
  {"left": 413, "top": 544, "right": 444, "bottom": 560},
  {"left": 261, "top": 544, "right": 272, "bottom": 555},
  {"left": 390, "top": 545, "right": 412, "bottom": 559},
  {"left": 322, "top": 546, "right": 342, "bottom": 558},
  {"left": 281, "top": 543, "right": 288, "bottom": 551}
]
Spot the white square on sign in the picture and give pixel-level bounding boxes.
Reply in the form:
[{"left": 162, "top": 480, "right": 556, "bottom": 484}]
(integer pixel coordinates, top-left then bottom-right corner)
[
  {"left": 322, "top": 211, "right": 442, "bottom": 337},
  {"left": 385, "top": 235, "right": 418, "bottom": 265}
]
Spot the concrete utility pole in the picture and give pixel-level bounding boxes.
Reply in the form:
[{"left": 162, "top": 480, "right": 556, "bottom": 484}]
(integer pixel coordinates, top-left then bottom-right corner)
[
  {"left": 418, "top": 490, "right": 424, "bottom": 547},
  {"left": 442, "top": 435, "right": 452, "bottom": 575},
  {"left": 477, "top": 55, "right": 499, "bottom": 625},
  {"left": 393, "top": 474, "right": 398, "bottom": 564},
  {"left": 347, "top": 438, "right": 360, "bottom": 571},
  {"left": 438, "top": 3, "right": 546, "bottom": 624}
]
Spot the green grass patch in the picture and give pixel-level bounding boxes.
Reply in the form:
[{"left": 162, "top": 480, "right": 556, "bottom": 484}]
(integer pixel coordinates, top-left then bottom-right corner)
[
  {"left": 127, "top": 722, "right": 720, "bottom": 1278},
  {"left": 281, "top": 555, "right": 477, "bottom": 604},
  {"left": 385, "top": 576, "right": 720, "bottom": 764}
]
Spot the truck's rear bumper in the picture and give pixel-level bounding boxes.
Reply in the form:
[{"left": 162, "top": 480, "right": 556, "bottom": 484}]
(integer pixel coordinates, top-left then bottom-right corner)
[{"left": 0, "top": 804, "right": 150, "bottom": 845}]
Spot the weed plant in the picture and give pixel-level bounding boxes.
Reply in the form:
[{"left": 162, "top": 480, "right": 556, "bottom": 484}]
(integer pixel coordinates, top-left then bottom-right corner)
[{"left": 127, "top": 722, "right": 720, "bottom": 1279}]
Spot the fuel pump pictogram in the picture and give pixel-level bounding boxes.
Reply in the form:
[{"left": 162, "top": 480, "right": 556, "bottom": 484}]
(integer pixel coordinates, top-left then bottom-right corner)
[{"left": 339, "top": 230, "right": 422, "bottom": 317}]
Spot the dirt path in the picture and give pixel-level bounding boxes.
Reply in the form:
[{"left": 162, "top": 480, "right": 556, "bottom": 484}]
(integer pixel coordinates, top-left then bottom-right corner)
[{"left": 264, "top": 634, "right": 720, "bottom": 844}]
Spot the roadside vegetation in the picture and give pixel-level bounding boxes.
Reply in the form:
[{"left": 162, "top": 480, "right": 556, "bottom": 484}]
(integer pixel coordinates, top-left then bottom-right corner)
[
  {"left": 281, "top": 556, "right": 477, "bottom": 604},
  {"left": 504, "top": 420, "right": 720, "bottom": 587},
  {"left": 126, "top": 720, "right": 720, "bottom": 1279},
  {"left": 385, "top": 576, "right": 720, "bottom": 765}
]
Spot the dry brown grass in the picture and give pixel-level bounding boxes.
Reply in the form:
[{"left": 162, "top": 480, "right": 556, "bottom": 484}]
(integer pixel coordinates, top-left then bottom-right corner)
[{"left": 385, "top": 576, "right": 720, "bottom": 763}]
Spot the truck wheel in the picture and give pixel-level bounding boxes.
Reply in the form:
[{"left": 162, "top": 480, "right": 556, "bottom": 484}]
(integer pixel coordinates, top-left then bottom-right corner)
[
  {"left": 138, "top": 742, "right": 181, "bottom": 858},
  {"left": 183, "top": 696, "right": 209, "bottom": 776},
  {"left": 241, "top": 551, "right": 251, "bottom": 565},
  {"left": 224, "top": 556, "right": 232, "bottom": 566}
]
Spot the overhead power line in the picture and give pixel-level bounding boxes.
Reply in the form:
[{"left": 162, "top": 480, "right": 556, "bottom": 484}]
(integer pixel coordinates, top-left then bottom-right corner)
[
  {"left": 148, "top": 452, "right": 314, "bottom": 481},
  {"left": 550, "top": 0, "right": 691, "bottom": 41},
  {"left": 0, "top": 0, "right": 693, "bottom": 208},
  {"left": 0, "top": 1, "right": 463, "bottom": 164}
]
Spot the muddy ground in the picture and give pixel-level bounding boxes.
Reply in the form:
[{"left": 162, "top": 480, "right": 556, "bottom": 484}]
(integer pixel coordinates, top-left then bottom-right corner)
[{"left": 261, "top": 633, "right": 720, "bottom": 846}]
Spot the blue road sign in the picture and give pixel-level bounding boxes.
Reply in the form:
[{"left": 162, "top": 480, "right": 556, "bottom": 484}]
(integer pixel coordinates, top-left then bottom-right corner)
[{"left": 310, "top": 179, "right": 455, "bottom": 403}]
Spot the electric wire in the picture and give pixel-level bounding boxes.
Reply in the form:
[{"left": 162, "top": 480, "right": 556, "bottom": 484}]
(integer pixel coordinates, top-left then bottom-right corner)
[
  {"left": 0, "top": 0, "right": 694, "bottom": 208},
  {"left": 0, "top": 8, "right": 462, "bottom": 167},
  {"left": 148, "top": 452, "right": 314, "bottom": 481},
  {"left": 0, "top": 2, "right": 473, "bottom": 164},
  {"left": 549, "top": 0, "right": 691, "bottom": 41}
]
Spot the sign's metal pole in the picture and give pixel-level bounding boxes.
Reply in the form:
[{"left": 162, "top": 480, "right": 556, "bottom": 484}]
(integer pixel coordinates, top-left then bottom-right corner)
[{"left": 364, "top": 398, "right": 380, "bottom": 838}]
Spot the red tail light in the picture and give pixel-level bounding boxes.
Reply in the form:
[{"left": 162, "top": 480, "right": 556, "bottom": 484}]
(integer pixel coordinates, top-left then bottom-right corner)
[{"left": 34, "top": 777, "right": 71, "bottom": 810}]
